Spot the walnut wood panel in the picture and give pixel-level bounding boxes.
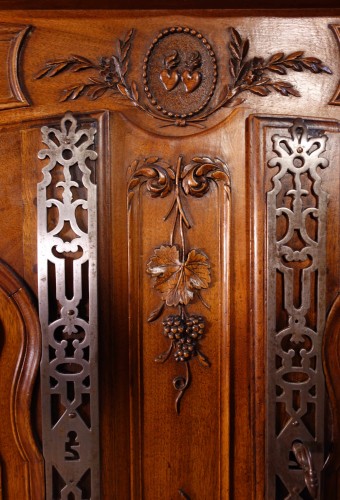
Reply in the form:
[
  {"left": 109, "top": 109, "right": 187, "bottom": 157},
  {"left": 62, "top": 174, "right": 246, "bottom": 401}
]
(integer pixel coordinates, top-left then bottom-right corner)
[
  {"left": 249, "top": 115, "right": 339, "bottom": 499},
  {"left": 0, "top": 10, "right": 338, "bottom": 500},
  {"left": 0, "top": 259, "right": 44, "bottom": 499},
  {"left": 111, "top": 112, "right": 234, "bottom": 499}
]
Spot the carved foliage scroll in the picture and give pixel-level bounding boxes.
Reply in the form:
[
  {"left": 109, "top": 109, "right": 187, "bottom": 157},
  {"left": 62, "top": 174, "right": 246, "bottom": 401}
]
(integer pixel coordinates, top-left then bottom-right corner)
[
  {"left": 37, "top": 112, "right": 100, "bottom": 499},
  {"left": 266, "top": 119, "right": 329, "bottom": 499},
  {"left": 0, "top": 23, "right": 30, "bottom": 110}
]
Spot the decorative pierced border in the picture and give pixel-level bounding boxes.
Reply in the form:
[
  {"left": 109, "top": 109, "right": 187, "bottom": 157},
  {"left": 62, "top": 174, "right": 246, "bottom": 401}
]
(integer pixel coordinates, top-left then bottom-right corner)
[
  {"left": 37, "top": 112, "right": 100, "bottom": 499},
  {"left": 142, "top": 27, "right": 218, "bottom": 118},
  {"left": 266, "top": 118, "right": 328, "bottom": 499}
]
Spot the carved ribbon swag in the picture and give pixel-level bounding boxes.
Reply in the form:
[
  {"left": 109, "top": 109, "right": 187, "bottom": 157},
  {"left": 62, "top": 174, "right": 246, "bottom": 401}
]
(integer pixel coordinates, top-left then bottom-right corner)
[{"left": 128, "top": 155, "right": 230, "bottom": 413}]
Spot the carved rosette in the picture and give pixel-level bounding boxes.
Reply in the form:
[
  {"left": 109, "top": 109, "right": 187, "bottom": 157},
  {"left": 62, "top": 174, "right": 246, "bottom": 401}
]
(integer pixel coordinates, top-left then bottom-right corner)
[
  {"left": 128, "top": 155, "right": 230, "bottom": 413},
  {"left": 266, "top": 119, "right": 328, "bottom": 499},
  {"left": 37, "top": 112, "right": 100, "bottom": 499}
]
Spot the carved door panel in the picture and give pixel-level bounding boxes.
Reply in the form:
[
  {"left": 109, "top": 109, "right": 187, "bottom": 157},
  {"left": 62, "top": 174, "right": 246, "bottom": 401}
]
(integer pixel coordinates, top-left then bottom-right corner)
[{"left": 0, "top": 9, "right": 339, "bottom": 500}]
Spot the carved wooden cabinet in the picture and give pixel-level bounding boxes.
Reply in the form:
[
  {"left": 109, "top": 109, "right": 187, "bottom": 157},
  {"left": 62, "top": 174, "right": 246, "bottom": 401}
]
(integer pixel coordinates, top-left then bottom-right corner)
[{"left": 0, "top": 7, "right": 339, "bottom": 500}]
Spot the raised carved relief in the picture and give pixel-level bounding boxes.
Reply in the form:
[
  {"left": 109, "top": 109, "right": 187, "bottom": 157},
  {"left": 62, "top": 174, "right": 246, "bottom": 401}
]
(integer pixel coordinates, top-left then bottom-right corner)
[
  {"left": 37, "top": 112, "right": 100, "bottom": 499},
  {"left": 0, "top": 23, "right": 30, "bottom": 110},
  {"left": 266, "top": 119, "right": 329, "bottom": 499},
  {"left": 36, "top": 27, "right": 331, "bottom": 128},
  {"left": 143, "top": 27, "right": 217, "bottom": 117},
  {"left": 329, "top": 24, "right": 340, "bottom": 105},
  {"left": 128, "top": 155, "right": 230, "bottom": 412}
]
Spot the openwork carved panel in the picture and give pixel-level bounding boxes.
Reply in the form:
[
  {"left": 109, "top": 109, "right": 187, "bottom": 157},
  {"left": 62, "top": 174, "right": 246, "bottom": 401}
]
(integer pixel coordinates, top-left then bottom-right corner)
[
  {"left": 266, "top": 119, "right": 330, "bottom": 499},
  {"left": 37, "top": 112, "right": 100, "bottom": 499}
]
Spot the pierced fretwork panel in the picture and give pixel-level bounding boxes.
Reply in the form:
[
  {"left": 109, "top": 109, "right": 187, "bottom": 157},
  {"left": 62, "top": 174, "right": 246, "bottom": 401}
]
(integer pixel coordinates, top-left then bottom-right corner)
[
  {"left": 38, "top": 112, "right": 100, "bottom": 499},
  {"left": 266, "top": 119, "right": 329, "bottom": 499}
]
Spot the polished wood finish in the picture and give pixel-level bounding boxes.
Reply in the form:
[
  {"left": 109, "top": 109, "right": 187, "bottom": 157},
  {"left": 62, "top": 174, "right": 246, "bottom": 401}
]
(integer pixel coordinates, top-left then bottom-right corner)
[
  {"left": 0, "top": 260, "right": 44, "bottom": 499},
  {"left": 0, "top": 9, "right": 338, "bottom": 499}
]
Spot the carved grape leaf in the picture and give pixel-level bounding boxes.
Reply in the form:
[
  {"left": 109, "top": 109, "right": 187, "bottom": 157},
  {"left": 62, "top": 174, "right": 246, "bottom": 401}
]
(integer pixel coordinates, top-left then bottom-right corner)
[{"left": 146, "top": 245, "right": 211, "bottom": 306}]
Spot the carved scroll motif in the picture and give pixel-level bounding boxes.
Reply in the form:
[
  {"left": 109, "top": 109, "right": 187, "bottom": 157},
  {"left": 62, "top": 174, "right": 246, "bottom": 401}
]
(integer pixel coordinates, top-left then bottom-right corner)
[
  {"left": 128, "top": 155, "right": 230, "bottom": 413},
  {"left": 37, "top": 112, "right": 100, "bottom": 499},
  {"left": 266, "top": 119, "right": 329, "bottom": 499}
]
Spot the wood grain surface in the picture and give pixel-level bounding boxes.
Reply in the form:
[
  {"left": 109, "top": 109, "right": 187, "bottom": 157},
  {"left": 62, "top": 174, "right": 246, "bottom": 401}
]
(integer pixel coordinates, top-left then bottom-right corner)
[{"left": 0, "top": 9, "right": 338, "bottom": 499}]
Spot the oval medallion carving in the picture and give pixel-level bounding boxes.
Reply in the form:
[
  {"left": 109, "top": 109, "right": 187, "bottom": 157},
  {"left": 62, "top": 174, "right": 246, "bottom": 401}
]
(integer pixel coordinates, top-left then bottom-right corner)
[{"left": 143, "top": 27, "right": 217, "bottom": 118}]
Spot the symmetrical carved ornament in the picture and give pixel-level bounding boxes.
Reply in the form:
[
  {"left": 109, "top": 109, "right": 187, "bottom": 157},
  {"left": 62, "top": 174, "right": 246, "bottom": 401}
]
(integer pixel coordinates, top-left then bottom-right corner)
[
  {"left": 128, "top": 155, "right": 230, "bottom": 413},
  {"left": 329, "top": 24, "right": 340, "bottom": 105},
  {"left": 266, "top": 119, "right": 329, "bottom": 499},
  {"left": 0, "top": 23, "right": 30, "bottom": 110},
  {"left": 36, "top": 27, "right": 331, "bottom": 128},
  {"left": 37, "top": 112, "right": 100, "bottom": 499}
]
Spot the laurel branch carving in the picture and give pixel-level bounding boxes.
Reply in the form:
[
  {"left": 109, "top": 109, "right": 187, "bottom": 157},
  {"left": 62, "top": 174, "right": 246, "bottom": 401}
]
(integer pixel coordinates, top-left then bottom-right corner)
[
  {"left": 36, "top": 27, "right": 331, "bottom": 128},
  {"left": 128, "top": 154, "right": 230, "bottom": 412}
]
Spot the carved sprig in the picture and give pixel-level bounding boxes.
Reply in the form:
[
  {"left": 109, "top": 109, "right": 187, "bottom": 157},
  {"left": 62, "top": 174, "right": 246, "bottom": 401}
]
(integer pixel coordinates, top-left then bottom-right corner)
[
  {"left": 35, "top": 55, "right": 97, "bottom": 79},
  {"left": 227, "top": 29, "right": 332, "bottom": 99}
]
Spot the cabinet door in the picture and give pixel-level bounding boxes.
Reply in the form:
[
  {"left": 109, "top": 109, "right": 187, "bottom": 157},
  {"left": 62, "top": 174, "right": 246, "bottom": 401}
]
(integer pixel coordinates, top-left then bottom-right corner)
[{"left": 0, "top": 10, "right": 338, "bottom": 500}]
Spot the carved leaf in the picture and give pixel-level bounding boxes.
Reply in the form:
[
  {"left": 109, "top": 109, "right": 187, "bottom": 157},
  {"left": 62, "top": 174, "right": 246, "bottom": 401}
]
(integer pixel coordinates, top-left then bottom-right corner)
[
  {"left": 147, "top": 302, "right": 165, "bottom": 322},
  {"left": 131, "top": 81, "right": 139, "bottom": 101},
  {"left": 269, "top": 52, "right": 284, "bottom": 64},
  {"left": 146, "top": 245, "right": 211, "bottom": 306},
  {"left": 59, "top": 84, "right": 87, "bottom": 101},
  {"left": 249, "top": 85, "right": 271, "bottom": 96},
  {"left": 230, "top": 27, "right": 242, "bottom": 47},
  {"left": 197, "top": 350, "right": 210, "bottom": 367},
  {"left": 270, "top": 81, "right": 300, "bottom": 96}
]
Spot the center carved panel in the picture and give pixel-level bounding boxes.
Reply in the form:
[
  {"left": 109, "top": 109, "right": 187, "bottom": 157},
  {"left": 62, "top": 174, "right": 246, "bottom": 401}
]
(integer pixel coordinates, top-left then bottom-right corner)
[{"left": 128, "top": 154, "right": 230, "bottom": 413}]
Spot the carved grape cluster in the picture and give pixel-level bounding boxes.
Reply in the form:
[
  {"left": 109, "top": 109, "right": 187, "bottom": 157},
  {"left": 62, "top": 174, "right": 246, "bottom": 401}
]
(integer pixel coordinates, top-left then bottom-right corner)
[{"left": 162, "top": 314, "right": 205, "bottom": 362}]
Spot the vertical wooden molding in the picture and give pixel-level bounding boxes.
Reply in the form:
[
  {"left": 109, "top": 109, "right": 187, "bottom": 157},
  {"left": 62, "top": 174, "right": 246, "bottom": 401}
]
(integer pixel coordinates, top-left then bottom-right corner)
[
  {"left": 0, "top": 23, "right": 30, "bottom": 110},
  {"left": 329, "top": 25, "right": 340, "bottom": 105},
  {"left": 0, "top": 259, "right": 44, "bottom": 499},
  {"left": 323, "top": 295, "right": 340, "bottom": 494}
]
